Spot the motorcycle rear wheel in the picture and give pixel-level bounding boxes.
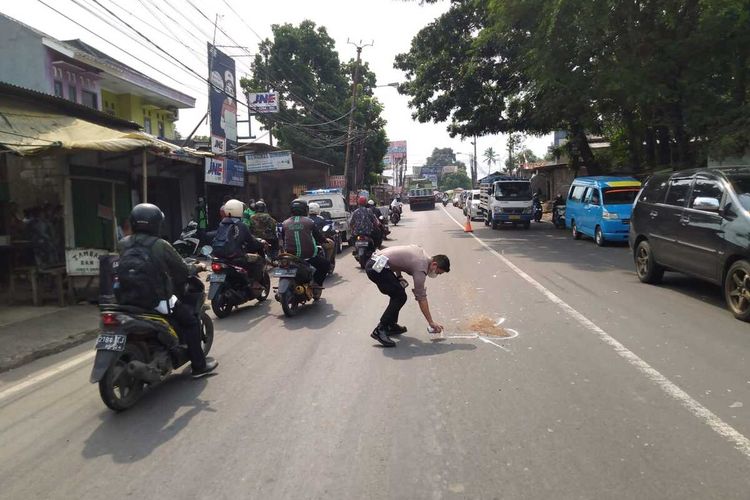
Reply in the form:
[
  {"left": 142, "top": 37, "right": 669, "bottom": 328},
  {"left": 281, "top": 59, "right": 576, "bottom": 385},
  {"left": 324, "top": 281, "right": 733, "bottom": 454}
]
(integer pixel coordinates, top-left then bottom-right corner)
[
  {"left": 281, "top": 290, "right": 298, "bottom": 317},
  {"left": 200, "top": 312, "right": 214, "bottom": 356},
  {"left": 98, "top": 344, "right": 146, "bottom": 412},
  {"left": 211, "top": 293, "right": 233, "bottom": 318},
  {"left": 257, "top": 273, "right": 271, "bottom": 302}
]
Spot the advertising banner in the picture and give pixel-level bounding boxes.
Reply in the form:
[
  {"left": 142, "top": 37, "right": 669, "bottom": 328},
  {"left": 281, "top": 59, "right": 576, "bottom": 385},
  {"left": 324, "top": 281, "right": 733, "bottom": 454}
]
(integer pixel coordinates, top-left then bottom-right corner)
[
  {"left": 208, "top": 43, "right": 237, "bottom": 154},
  {"left": 205, "top": 157, "right": 224, "bottom": 185},
  {"left": 247, "top": 92, "right": 280, "bottom": 113},
  {"left": 225, "top": 159, "right": 245, "bottom": 187},
  {"left": 245, "top": 151, "right": 293, "bottom": 172},
  {"left": 329, "top": 175, "right": 346, "bottom": 188},
  {"left": 383, "top": 140, "right": 407, "bottom": 167}
]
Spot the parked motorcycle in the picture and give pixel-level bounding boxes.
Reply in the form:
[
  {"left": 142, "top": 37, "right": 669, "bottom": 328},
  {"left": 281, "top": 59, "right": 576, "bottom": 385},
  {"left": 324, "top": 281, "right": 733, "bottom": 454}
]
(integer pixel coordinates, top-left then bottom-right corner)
[
  {"left": 553, "top": 204, "right": 566, "bottom": 229},
  {"left": 353, "top": 234, "right": 376, "bottom": 269},
  {"left": 273, "top": 253, "right": 322, "bottom": 317},
  {"left": 90, "top": 266, "right": 213, "bottom": 412},
  {"left": 207, "top": 247, "right": 271, "bottom": 319},
  {"left": 173, "top": 220, "right": 203, "bottom": 258}
]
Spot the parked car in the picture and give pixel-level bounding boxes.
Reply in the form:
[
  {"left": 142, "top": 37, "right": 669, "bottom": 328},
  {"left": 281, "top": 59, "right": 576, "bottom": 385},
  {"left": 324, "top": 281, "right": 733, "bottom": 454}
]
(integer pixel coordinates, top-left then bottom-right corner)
[
  {"left": 463, "top": 189, "right": 481, "bottom": 219},
  {"left": 566, "top": 176, "right": 641, "bottom": 246},
  {"left": 629, "top": 166, "right": 750, "bottom": 321}
]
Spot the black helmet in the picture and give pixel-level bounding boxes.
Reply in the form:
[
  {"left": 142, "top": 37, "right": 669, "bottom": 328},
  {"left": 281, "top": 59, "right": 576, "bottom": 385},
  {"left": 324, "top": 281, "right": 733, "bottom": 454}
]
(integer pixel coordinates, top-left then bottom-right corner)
[
  {"left": 129, "top": 203, "right": 164, "bottom": 235},
  {"left": 255, "top": 200, "right": 267, "bottom": 212},
  {"left": 290, "top": 198, "right": 308, "bottom": 216}
]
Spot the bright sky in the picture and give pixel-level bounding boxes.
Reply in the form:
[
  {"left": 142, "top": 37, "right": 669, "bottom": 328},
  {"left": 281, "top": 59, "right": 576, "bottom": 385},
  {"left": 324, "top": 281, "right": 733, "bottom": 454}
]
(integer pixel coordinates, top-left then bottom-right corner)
[{"left": 1, "top": 0, "right": 551, "bottom": 176}]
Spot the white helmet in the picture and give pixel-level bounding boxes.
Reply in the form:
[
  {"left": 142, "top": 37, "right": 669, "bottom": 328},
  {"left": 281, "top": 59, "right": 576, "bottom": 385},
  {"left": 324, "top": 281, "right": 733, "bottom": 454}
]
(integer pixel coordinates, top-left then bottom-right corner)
[
  {"left": 308, "top": 202, "right": 321, "bottom": 215},
  {"left": 224, "top": 199, "right": 244, "bottom": 218}
]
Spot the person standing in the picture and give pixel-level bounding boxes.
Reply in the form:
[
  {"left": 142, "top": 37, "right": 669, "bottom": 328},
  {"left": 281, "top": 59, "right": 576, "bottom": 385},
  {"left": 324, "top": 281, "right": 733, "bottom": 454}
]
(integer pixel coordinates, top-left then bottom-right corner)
[{"left": 365, "top": 245, "right": 450, "bottom": 347}]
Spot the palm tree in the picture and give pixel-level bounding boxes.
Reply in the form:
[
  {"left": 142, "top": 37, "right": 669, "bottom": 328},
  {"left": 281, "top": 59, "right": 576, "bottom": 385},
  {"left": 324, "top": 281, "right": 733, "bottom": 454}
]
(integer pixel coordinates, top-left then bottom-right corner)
[{"left": 483, "top": 147, "right": 498, "bottom": 172}]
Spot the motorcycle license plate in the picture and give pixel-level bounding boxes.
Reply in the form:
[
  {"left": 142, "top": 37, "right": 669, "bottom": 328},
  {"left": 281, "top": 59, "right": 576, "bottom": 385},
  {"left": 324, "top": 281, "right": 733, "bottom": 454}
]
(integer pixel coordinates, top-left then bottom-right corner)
[
  {"left": 95, "top": 334, "right": 126, "bottom": 352},
  {"left": 273, "top": 269, "right": 297, "bottom": 278},
  {"left": 510, "top": 215, "right": 521, "bottom": 220},
  {"left": 209, "top": 273, "right": 226, "bottom": 283},
  {"left": 355, "top": 241, "right": 369, "bottom": 248}
]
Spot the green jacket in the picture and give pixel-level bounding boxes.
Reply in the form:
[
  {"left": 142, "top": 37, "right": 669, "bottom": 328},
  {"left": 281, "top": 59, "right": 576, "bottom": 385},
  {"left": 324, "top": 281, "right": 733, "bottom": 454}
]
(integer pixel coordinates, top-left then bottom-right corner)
[
  {"left": 242, "top": 208, "right": 255, "bottom": 228},
  {"left": 250, "top": 212, "right": 278, "bottom": 240}
]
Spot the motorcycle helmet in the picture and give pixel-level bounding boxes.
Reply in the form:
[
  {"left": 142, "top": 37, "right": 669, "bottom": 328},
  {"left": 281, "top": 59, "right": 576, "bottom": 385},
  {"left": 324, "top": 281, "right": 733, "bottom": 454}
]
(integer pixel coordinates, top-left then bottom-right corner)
[
  {"left": 367, "top": 200, "right": 375, "bottom": 207},
  {"left": 129, "top": 203, "right": 164, "bottom": 236},
  {"left": 224, "top": 199, "right": 244, "bottom": 218},
  {"left": 291, "top": 198, "right": 309, "bottom": 216},
  {"left": 358, "top": 195, "right": 367, "bottom": 206},
  {"left": 255, "top": 200, "right": 267, "bottom": 212},
  {"left": 308, "top": 202, "right": 321, "bottom": 215}
]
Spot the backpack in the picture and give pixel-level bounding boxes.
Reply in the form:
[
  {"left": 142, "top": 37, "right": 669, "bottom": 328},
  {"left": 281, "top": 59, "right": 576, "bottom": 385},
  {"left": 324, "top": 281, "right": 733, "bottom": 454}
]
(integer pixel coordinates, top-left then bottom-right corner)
[
  {"left": 114, "top": 238, "right": 163, "bottom": 309},
  {"left": 212, "top": 220, "right": 242, "bottom": 258}
]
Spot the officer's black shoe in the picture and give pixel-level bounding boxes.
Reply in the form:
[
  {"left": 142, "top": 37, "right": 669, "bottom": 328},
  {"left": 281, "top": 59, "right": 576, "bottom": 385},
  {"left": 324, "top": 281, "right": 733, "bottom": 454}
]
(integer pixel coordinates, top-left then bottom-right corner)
[
  {"left": 192, "top": 358, "right": 219, "bottom": 379},
  {"left": 386, "top": 324, "right": 407, "bottom": 335},
  {"left": 370, "top": 327, "right": 396, "bottom": 347}
]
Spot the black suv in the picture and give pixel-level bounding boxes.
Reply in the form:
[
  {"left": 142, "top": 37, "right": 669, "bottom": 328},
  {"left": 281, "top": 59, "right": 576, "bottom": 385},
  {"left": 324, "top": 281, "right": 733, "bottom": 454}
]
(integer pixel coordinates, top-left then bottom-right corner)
[{"left": 629, "top": 166, "right": 750, "bottom": 321}]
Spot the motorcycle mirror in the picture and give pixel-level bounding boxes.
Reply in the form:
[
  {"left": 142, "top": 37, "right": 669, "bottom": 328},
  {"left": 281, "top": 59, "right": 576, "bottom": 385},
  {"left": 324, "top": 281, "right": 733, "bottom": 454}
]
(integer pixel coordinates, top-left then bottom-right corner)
[
  {"left": 323, "top": 225, "right": 331, "bottom": 232},
  {"left": 201, "top": 245, "right": 213, "bottom": 256}
]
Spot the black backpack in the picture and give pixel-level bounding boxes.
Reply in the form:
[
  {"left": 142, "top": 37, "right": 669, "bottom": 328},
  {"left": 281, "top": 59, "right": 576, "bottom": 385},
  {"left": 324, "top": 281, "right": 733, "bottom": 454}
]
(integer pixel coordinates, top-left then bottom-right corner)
[
  {"left": 114, "top": 238, "right": 163, "bottom": 309},
  {"left": 212, "top": 220, "right": 242, "bottom": 258}
]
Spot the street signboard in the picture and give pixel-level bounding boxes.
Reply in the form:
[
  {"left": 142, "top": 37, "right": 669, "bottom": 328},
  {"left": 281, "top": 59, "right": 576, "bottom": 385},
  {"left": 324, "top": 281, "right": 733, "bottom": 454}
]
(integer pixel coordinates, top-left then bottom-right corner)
[
  {"left": 245, "top": 151, "right": 293, "bottom": 172},
  {"left": 205, "top": 157, "right": 224, "bottom": 184},
  {"left": 247, "top": 92, "right": 280, "bottom": 113},
  {"left": 205, "top": 158, "right": 245, "bottom": 186},
  {"left": 66, "top": 248, "right": 109, "bottom": 276}
]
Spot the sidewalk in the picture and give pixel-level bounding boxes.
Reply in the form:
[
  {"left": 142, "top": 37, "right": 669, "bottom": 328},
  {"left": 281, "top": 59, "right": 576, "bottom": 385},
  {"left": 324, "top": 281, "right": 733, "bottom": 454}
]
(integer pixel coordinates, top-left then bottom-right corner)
[{"left": 0, "top": 304, "right": 99, "bottom": 373}]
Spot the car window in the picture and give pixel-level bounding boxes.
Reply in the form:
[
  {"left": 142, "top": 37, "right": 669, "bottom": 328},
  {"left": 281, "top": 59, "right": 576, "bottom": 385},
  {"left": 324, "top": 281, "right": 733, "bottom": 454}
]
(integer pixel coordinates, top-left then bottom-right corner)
[
  {"left": 639, "top": 176, "right": 669, "bottom": 204},
  {"left": 570, "top": 185, "right": 586, "bottom": 202},
  {"left": 726, "top": 173, "right": 750, "bottom": 211},
  {"left": 309, "top": 198, "right": 334, "bottom": 209},
  {"left": 586, "top": 188, "right": 601, "bottom": 205},
  {"left": 689, "top": 178, "right": 724, "bottom": 209},
  {"left": 664, "top": 177, "right": 693, "bottom": 207},
  {"left": 603, "top": 188, "right": 640, "bottom": 205}
]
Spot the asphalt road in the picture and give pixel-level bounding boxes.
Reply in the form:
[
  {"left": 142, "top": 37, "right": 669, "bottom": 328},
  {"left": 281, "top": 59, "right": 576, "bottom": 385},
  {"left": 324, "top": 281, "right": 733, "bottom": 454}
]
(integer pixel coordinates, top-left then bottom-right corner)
[{"left": 1, "top": 206, "right": 750, "bottom": 499}]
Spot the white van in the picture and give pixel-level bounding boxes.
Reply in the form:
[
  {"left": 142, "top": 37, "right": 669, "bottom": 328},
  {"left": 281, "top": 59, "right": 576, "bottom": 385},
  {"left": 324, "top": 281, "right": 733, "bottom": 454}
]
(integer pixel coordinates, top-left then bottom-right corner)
[
  {"left": 463, "top": 189, "right": 481, "bottom": 219},
  {"left": 297, "top": 189, "right": 351, "bottom": 244}
]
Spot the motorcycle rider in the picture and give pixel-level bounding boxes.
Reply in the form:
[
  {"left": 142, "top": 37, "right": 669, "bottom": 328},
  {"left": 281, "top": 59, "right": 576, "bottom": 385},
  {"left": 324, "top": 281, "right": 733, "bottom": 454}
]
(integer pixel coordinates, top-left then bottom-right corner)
[
  {"left": 242, "top": 199, "right": 256, "bottom": 228},
  {"left": 118, "top": 203, "right": 218, "bottom": 378},
  {"left": 212, "top": 199, "right": 267, "bottom": 282},
  {"left": 390, "top": 196, "right": 403, "bottom": 214},
  {"left": 250, "top": 200, "right": 278, "bottom": 259},
  {"left": 350, "top": 196, "right": 380, "bottom": 249},
  {"left": 308, "top": 202, "right": 335, "bottom": 265},
  {"left": 281, "top": 199, "right": 330, "bottom": 291}
]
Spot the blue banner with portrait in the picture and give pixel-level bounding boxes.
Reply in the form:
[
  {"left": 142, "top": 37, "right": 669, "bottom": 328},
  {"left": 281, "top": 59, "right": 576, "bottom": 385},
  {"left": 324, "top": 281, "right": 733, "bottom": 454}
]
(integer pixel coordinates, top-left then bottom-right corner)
[{"left": 207, "top": 43, "right": 237, "bottom": 154}]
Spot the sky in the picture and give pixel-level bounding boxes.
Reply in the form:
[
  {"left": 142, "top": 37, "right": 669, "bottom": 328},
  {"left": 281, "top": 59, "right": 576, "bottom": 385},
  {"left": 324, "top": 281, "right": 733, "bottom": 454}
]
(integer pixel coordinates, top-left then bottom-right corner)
[{"left": 1, "top": 0, "right": 552, "bottom": 177}]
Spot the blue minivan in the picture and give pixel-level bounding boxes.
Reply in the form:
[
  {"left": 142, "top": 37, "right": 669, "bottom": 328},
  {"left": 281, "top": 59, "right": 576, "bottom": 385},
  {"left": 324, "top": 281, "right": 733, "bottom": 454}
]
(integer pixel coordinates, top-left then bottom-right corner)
[{"left": 565, "top": 176, "right": 641, "bottom": 246}]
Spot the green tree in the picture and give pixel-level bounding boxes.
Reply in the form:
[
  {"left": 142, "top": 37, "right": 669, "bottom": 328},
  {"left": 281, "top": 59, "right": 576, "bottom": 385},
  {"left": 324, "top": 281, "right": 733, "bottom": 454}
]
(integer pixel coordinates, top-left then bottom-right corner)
[
  {"left": 439, "top": 171, "right": 472, "bottom": 191},
  {"left": 242, "top": 21, "right": 388, "bottom": 182}
]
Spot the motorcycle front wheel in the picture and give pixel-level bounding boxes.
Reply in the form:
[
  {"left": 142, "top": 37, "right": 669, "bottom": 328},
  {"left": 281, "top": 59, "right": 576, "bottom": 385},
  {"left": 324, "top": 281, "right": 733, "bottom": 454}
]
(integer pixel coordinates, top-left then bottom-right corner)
[
  {"left": 211, "top": 292, "right": 233, "bottom": 318},
  {"left": 98, "top": 344, "right": 146, "bottom": 412},
  {"left": 281, "top": 290, "right": 298, "bottom": 317},
  {"left": 200, "top": 312, "right": 214, "bottom": 356}
]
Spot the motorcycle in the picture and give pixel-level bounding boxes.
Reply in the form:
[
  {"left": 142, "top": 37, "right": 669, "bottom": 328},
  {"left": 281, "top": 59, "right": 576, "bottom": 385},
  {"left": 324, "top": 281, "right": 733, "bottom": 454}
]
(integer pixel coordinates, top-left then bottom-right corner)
[
  {"left": 533, "top": 197, "right": 543, "bottom": 223},
  {"left": 353, "top": 234, "right": 376, "bottom": 269},
  {"left": 553, "top": 204, "right": 566, "bottom": 229},
  {"left": 379, "top": 215, "right": 391, "bottom": 241},
  {"left": 273, "top": 252, "right": 322, "bottom": 317},
  {"left": 207, "top": 246, "right": 271, "bottom": 318},
  {"left": 90, "top": 263, "right": 213, "bottom": 412},
  {"left": 389, "top": 208, "right": 401, "bottom": 225},
  {"left": 320, "top": 223, "right": 340, "bottom": 275},
  {"left": 173, "top": 220, "right": 203, "bottom": 258}
]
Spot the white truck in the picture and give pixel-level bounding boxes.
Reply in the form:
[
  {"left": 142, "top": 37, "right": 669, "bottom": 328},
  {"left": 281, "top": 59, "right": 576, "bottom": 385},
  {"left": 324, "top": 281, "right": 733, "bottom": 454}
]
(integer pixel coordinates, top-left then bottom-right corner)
[{"left": 478, "top": 176, "right": 534, "bottom": 230}]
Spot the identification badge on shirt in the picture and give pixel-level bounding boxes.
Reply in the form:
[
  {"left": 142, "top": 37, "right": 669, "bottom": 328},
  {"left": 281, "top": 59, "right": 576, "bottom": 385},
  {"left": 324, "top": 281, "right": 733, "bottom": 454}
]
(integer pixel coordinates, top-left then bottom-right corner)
[{"left": 372, "top": 254, "right": 389, "bottom": 273}]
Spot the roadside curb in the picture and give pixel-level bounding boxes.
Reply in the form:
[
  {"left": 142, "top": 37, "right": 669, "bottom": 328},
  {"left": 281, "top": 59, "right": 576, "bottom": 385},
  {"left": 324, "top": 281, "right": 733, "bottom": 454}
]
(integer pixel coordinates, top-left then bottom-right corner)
[{"left": 0, "top": 328, "right": 98, "bottom": 374}]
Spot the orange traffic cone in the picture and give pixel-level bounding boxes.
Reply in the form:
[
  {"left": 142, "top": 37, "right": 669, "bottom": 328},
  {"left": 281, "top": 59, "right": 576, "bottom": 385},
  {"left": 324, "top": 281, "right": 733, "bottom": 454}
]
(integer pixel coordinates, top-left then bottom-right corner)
[{"left": 463, "top": 215, "right": 473, "bottom": 233}]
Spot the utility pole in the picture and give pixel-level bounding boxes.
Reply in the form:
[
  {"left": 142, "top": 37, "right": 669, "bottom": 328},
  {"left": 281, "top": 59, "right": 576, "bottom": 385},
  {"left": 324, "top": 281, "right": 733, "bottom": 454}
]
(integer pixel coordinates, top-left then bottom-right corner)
[
  {"left": 343, "top": 39, "right": 373, "bottom": 198},
  {"left": 470, "top": 135, "right": 478, "bottom": 187}
]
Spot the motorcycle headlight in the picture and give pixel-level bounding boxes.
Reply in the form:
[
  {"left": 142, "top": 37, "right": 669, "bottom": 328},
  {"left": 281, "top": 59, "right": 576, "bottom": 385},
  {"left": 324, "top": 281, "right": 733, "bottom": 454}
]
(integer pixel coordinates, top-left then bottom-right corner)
[
  {"left": 493, "top": 207, "right": 501, "bottom": 213},
  {"left": 602, "top": 211, "right": 619, "bottom": 220},
  {"left": 522, "top": 206, "right": 533, "bottom": 214}
]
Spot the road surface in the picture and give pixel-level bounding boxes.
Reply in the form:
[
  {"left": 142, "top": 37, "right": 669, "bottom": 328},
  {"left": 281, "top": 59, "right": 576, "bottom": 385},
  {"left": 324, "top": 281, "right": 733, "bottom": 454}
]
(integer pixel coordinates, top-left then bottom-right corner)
[{"left": 1, "top": 206, "right": 749, "bottom": 499}]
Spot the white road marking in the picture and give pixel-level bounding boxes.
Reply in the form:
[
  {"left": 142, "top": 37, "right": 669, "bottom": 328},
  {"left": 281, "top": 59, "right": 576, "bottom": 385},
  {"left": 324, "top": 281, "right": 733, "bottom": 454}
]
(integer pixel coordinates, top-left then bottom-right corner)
[
  {"left": 0, "top": 350, "right": 95, "bottom": 403},
  {"left": 442, "top": 206, "right": 750, "bottom": 459}
]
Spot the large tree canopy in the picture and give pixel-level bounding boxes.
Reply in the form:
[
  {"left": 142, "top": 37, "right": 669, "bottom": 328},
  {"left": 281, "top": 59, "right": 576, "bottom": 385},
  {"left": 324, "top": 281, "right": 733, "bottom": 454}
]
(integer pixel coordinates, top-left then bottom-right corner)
[
  {"left": 242, "top": 21, "right": 388, "bottom": 183},
  {"left": 396, "top": 0, "right": 750, "bottom": 173}
]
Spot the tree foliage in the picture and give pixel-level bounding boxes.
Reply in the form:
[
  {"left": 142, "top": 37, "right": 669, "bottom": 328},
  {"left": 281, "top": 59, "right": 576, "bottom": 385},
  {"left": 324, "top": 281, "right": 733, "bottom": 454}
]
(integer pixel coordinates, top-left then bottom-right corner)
[
  {"left": 242, "top": 21, "right": 388, "bottom": 183},
  {"left": 396, "top": 0, "right": 750, "bottom": 173}
]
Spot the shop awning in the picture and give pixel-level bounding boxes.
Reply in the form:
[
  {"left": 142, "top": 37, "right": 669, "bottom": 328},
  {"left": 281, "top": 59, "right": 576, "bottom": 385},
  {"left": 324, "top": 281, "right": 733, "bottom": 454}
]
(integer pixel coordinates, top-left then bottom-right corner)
[{"left": 0, "top": 103, "right": 199, "bottom": 157}]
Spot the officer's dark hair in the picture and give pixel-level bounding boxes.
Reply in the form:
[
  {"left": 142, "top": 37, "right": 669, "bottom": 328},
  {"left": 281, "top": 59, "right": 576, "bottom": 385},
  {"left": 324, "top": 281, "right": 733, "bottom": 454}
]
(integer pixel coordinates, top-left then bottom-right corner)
[{"left": 432, "top": 254, "right": 450, "bottom": 272}]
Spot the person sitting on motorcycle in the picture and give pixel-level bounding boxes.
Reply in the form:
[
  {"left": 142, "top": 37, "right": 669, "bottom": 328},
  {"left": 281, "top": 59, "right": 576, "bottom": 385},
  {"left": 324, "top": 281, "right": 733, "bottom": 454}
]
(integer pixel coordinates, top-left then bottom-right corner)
[
  {"left": 350, "top": 195, "right": 380, "bottom": 249},
  {"left": 212, "top": 199, "right": 267, "bottom": 282},
  {"left": 250, "top": 200, "right": 278, "bottom": 259},
  {"left": 281, "top": 199, "right": 330, "bottom": 290},
  {"left": 119, "top": 203, "right": 218, "bottom": 378},
  {"left": 308, "top": 202, "right": 335, "bottom": 264},
  {"left": 368, "top": 200, "right": 386, "bottom": 247},
  {"left": 390, "top": 196, "right": 403, "bottom": 214},
  {"left": 553, "top": 193, "right": 565, "bottom": 208}
]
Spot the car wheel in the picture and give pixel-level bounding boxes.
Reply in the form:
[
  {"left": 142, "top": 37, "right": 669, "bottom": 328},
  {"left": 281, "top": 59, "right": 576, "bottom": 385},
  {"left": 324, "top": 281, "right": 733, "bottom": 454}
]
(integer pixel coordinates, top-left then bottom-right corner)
[
  {"left": 635, "top": 240, "right": 664, "bottom": 284},
  {"left": 725, "top": 260, "right": 750, "bottom": 321},
  {"left": 523, "top": 222, "right": 531, "bottom": 230},
  {"left": 595, "top": 226, "right": 606, "bottom": 247},
  {"left": 572, "top": 221, "right": 581, "bottom": 240}
]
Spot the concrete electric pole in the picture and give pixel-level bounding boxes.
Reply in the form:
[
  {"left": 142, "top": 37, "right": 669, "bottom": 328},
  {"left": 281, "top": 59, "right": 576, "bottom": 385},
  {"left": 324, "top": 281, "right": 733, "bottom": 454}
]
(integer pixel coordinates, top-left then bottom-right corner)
[{"left": 343, "top": 39, "right": 373, "bottom": 199}]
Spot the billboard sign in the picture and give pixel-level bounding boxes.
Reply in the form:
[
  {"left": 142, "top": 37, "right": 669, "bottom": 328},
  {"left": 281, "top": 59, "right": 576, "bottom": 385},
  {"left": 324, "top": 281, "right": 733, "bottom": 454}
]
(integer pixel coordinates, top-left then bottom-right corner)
[
  {"left": 247, "top": 92, "right": 279, "bottom": 113},
  {"left": 383, "top": 140, "right": 407, "bottom": 167},
  {"left": 225, "top": 159, "right": 245, "bottom": 187},
  {"left": 208, "top": 43, "right": 237, "bottom": 154},
  {"left": 205, "top": 157, "right": 224, "bottom": 184},
  {"left": 245, "top": 151, "right": 293, "bottom": 172}
]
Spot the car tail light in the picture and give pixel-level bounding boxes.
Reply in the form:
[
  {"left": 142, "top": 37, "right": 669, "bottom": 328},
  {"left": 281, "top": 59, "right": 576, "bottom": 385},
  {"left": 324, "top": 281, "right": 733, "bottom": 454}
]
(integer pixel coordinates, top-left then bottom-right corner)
[
  {"left": 101, "top": 313, "right": 120, "bottom": 327},
  {"left": 211, "top": 262, "right": 224, "bottom": 273}
]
